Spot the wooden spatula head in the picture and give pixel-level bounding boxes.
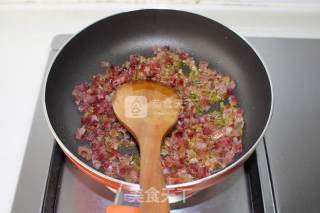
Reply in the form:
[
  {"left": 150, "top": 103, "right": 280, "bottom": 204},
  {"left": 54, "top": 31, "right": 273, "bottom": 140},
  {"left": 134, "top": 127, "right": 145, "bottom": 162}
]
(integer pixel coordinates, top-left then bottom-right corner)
[{"left": 112, "top": 80, "right": 181, "bottom": 140}]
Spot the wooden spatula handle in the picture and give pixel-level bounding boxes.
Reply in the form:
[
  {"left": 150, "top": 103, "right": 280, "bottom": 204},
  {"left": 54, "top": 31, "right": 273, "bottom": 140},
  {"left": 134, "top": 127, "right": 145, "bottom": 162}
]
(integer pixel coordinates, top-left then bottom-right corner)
[{"left": 139, "top": 135, "right": 170, "bottom": 213}]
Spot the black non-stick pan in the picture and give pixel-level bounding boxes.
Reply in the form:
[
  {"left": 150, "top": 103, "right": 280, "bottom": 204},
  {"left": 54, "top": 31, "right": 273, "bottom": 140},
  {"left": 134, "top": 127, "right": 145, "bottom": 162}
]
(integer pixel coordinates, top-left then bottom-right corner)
[{"left": 44, "top": 9, "right": 273, "bottom": 193}]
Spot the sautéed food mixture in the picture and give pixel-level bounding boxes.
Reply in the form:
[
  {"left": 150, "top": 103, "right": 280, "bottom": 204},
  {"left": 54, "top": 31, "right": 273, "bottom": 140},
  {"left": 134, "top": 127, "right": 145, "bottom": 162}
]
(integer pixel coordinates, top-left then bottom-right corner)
[{"left": 72, "top": 47, "right": 244, "bottom": 184}]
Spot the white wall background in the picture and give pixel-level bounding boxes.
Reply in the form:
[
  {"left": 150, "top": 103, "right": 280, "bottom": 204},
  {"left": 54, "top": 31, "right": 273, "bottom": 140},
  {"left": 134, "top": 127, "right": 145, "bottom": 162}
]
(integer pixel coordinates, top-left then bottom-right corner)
[{"left": 1, "top": 0, "right": 320, "bottom": 5}]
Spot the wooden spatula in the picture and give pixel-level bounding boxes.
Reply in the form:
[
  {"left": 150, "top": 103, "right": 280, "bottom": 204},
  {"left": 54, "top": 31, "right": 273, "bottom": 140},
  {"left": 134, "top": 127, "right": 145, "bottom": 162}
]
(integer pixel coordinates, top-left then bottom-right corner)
[{"left": 112, "top": 80, "right": 182, "bottom": 213}]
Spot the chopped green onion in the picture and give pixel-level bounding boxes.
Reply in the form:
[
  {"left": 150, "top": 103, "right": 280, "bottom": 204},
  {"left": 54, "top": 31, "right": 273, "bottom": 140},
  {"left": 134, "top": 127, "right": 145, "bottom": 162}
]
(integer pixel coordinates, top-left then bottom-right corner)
[
  {"left": 210, "top": 93, "right": 222, "bottom": 104},
  {"left": 214, "top": 118, "right": 225, "bottom": 126},
  {"left": 189, "top": 92, "right": 200, "bottom": 103},
  {"left": 132, "top": 153, "right": 140, "bottom": 169},
  {"left": 195, "top": 104, "right": 204, "bottom": 114}
]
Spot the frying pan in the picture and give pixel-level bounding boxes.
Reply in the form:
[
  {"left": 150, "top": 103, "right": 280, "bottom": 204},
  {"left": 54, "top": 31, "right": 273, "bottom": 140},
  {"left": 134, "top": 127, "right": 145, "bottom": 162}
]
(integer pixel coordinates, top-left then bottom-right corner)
[{"left": 43, "top": 9, "right": 273, "bottom": 196}]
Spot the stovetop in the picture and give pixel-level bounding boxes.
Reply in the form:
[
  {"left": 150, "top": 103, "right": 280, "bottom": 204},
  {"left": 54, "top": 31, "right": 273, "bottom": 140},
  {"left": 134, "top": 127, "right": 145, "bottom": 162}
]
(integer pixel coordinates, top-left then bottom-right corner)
[
  {"left": 11, "top": 35, "right": 320, "bottom": 213},
  {"left": 40, "top": 143, "right": 267, "bottom": 213}
]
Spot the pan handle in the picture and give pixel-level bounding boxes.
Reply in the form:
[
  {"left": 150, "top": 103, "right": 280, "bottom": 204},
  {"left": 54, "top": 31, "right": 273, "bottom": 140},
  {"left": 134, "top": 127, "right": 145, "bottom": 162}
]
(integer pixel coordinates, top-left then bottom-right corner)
[{"left": 106, "top": 205, "right": 140, "bottom": 213}]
